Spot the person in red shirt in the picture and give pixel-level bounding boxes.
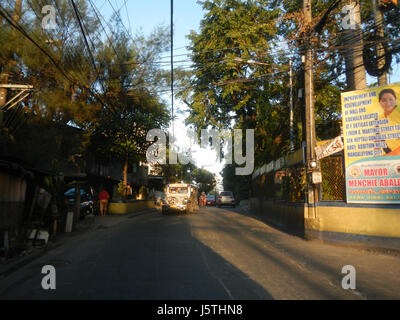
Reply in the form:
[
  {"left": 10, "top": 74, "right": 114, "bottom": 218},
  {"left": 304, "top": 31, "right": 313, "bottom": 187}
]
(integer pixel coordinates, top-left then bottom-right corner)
[
  {"left": 199, "top": 192, "right": 206, "bottom": 207},
  {"left": 99, "top": 189, "right": 110, "bottom": 216}
]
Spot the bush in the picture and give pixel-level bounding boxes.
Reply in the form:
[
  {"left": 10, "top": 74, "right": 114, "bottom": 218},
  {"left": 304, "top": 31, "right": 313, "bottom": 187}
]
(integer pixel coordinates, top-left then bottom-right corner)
[
  {"left": 139, "top": 186, "right": 148, "bottom": 200},
  {"left": 113, "top": 181, "right": 126, "bottom": 201}
]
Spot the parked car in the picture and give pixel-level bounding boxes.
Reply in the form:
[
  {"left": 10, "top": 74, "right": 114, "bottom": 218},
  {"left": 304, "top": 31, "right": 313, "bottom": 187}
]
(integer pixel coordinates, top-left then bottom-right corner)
[
  {"left": 64, "top": 187, "right": 97, "bottom": 219},
  {"left": 217, "top": 191, "right": 236, "bottom": 208},
  {"left": 206, "top": 194, "right": 216, "bottom": 206},
  {"left": 153, "top": 190, "right": 165, "bottom": 206}
]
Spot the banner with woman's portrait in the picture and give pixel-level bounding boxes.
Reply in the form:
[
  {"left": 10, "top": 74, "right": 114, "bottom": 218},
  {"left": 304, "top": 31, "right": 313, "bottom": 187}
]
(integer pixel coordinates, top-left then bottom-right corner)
[{"left": 341, "top": 82, "right": 400, "bottom": 204}]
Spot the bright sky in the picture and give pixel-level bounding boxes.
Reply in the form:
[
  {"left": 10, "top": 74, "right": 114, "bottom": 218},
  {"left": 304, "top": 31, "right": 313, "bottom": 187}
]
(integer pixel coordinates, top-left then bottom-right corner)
[
  {"left": 98, "top": 0, "right": 226, "bottom": 181},
  {"left": 98, "top": 0, "right": 400, "bottom": 182}
]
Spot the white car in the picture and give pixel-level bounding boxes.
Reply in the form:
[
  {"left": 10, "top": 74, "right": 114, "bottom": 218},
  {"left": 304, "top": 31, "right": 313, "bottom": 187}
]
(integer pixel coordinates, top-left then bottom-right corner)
[{"left": 217, "top": 191, "right": 236, "bottom": 208}]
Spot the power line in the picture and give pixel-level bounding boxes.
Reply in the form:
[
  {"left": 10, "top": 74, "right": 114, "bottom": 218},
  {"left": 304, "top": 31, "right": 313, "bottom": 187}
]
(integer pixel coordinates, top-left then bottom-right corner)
[
  {"left": 69, "top": 0, "right": 112, "bottom": 94},
  {"left": 0, "top": 3, "right": 114, "bottom": 113},
  {"left": 123, "top": 0, "right": 132, "bottom": 37},
  {"left": 87, "top": 0, "right": 124, "bottom": 59},
  {"left": 70, "top": 0, "right": 97, "bottom": 73},
  {"left": 20, "top": 0, "right": 102, "bottom": 92},
  {"left": 0, "top": 4, "right": 74, "bottom": 83}
]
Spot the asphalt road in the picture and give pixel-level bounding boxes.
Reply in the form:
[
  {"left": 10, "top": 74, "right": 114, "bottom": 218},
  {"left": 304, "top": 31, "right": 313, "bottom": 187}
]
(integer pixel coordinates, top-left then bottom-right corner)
[{"left": 1, "top": 206, "right": 400, "bottom": 300}]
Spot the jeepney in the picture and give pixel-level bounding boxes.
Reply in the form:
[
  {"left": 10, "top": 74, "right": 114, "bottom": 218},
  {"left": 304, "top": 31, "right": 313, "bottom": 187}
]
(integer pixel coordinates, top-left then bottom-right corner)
[{"left": 162, "top": 183, "right": 199, "bottom": 214}]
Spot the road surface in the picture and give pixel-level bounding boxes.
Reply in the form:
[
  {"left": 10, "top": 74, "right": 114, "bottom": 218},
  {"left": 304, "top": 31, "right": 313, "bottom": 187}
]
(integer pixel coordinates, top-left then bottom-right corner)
[{"left": 1, "top": 206, "right": 399, "bottom": 299}]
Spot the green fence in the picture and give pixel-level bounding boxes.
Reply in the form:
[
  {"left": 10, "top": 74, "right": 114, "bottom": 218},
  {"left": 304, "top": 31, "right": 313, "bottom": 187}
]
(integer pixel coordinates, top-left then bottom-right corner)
[
  {"left": 252, "top": 165, "right": 306, "bottom": 203},
  {"left": 320, "top": 155, "right": 346, "bottom": 201}
]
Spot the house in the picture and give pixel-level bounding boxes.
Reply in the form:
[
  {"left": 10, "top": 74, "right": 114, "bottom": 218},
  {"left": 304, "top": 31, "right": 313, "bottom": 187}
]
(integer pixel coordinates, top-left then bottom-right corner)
[{"left": 0, "top": 159, "right": 35, "bottom": 257}]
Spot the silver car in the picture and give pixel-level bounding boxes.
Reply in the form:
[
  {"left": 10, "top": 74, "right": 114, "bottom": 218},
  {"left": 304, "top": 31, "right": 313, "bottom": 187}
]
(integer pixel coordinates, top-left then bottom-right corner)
[{"left": 217, "top": 191, "right": 236, "bottom": 208}]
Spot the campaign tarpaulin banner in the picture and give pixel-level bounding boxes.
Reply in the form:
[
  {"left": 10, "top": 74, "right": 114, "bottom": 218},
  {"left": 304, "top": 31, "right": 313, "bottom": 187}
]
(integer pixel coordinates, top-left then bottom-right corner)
[
  {"left": 315, "top": 135, "right": 344, "bottom": 160},
  {"left": 341, "top": 83, "right": 400, "bottom": 204}
]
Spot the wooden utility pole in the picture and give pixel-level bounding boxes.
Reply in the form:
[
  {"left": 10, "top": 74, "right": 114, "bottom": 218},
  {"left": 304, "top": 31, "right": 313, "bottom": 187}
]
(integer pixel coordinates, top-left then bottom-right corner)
[
  {"left": 1, "top": 0, "right": 23, "bottom": 127},
  {"left": 170, "top": 0, "right": 175, "bottom": 141},
  {"left": 303, "top": 0, "right": 318, "bottom": 218},
  {"left": 342, "top": 1, "right": 367, "bottom": 90},
  {"left": 0, "top": 74, "right": 8, "bottom": 127},
  {"left": 0, "top": 83, "right": 33, "bottom": 132},
  {"left": 289, "top": 59, "right": 294, "bottom": 153},
  {"left": 371, "top": 0, "right": 388, "bottom": 86}
]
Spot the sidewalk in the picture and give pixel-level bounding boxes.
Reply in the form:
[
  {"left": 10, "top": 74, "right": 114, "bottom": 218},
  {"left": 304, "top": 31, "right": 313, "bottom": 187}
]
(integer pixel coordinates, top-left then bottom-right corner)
[{"left": 0, "top": 208, "right": 158, "bottom": 279}]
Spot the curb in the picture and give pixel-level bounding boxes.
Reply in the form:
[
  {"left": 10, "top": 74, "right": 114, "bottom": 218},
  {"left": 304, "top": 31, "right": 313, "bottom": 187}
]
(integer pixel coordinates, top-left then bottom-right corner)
[{"left": 0, "top": 242, "right": 62, "bottom": 279}]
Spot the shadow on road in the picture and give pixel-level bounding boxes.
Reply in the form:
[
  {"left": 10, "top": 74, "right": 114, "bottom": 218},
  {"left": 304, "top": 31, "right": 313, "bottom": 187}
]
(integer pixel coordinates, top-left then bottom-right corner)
[
  {"left": 192, "top": 208, "right": 400, "bottom": 299},
  {"left": 0, "top": 210, "right": 273, "bottom": 300}
]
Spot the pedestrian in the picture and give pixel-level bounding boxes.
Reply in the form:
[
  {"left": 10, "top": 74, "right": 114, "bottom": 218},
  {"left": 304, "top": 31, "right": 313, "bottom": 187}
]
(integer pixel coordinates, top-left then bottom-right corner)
[
  {"left": 127, "top": 184, "right": 133, "bottom": 199},
  {"left": 99, "top": 189, "right": 110, "bottom": 216},
  {"left": 199, "top": 192, "right": 206, "bottom": 207}
]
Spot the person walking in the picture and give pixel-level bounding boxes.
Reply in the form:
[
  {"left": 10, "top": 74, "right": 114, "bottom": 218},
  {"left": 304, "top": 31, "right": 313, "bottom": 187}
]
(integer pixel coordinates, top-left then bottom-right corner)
[
  {"left": 199, "top": 192, "right": 206, "bottom": 207},
  {"left": 99, "top": 189, "right": 110, "bottom": 216}
]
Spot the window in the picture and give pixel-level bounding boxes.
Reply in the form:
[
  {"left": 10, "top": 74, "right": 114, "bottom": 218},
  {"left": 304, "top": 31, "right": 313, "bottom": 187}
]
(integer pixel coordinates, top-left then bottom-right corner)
[
  {"left": 169, "top": 187, "right": 188, "bottom": 194},
  {"left": 220, "top": 191, "right": 233, "bottom": 196}
]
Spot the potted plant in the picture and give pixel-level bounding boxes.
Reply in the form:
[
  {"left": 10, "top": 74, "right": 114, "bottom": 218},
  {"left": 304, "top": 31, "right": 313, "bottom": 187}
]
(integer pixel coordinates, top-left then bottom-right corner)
[
  {"left": 139, "top": 186, "right": 149, "bottom": 200},
  {"left": 112, "top": 181, "right": 127, "bottom": 202}
]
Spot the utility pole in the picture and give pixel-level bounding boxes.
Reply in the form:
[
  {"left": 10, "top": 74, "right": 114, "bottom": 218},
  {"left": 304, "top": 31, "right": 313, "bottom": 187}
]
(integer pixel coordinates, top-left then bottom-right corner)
[
  {"left": 289, "top": 59, "right": 294, "bottom": 153},
  {"left": 170, "top": 0, "right": 175, "bottom": 141},
  {"left": 371, "top": 0, "right": 388, "bottom": 86},
  {"left": 0, "top": 73, "right": 8, "bottom": 127},
  {"left": 0, "top": 83, "right": 33, "bottom": 128},
  {"left": 303, "top": 0, "right": 318, "bottom": 219},
  {"left": 342, "top": 1, "right": 367, "bottom": 90},
  {"left": 1, "top": 0, "right": 23, "bottom": 128}
]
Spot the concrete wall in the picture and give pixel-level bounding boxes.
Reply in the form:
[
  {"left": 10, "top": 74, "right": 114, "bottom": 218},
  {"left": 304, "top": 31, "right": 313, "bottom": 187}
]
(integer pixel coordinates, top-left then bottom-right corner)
[
  {"left": 307, "top": 203, "right": 400, "bottom": 250},
  {"left": 249, "top": 198, "right": 305, "bottom": 236},
  {"left": 108, "top": 200, "right": 155, "bottom": 215},
  {"left": 0, "top": 173, "right": 27, "bottom": 230},
  {"left": 314, "top": 203, "right": 400, "bottom": 238},
  {"left": 250, "top": 198, "right": 400, "bottom": 250},
  {"left": 0, "top": 203, "right": 25, "bottom": 230}
]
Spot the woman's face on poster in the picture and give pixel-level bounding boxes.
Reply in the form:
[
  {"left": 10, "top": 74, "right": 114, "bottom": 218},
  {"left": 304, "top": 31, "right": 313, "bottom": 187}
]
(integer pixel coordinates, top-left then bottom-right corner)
[{"left": 379, "top": 92, "right": 397, "bottom": 113}]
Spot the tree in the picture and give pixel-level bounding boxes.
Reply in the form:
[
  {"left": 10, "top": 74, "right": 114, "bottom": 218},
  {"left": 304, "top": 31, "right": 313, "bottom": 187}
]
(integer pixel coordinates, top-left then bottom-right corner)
[
  {"left": 184, "top": 0, "right": 400, "bottom": 194},
  {"left": 221, "top": 163, "right": 251, "bottom": 201},
  {"left": 192, "top": 167, "right": 216, "bottom": 194},
  {"left": 0, "top": 0, "right": 100, "bottom": 167},
  {"left": 275, "top": 0, "right": 400, "bottom": 139},
  {"left": 181, "top": 0, "right": 291, "bottom": 166},
  {"left": 152, "top": 146, "right": 216, "bottom": 193},
  {"left": 1, "top": 1, "right": 171, "bottom": 186},
  {"left": 88, "top": 19, "right": 170, "bottom": 188}
]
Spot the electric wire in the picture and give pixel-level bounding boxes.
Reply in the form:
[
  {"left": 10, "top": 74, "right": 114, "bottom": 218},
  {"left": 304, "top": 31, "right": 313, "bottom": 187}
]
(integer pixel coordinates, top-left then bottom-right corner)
[{"left": 2, "top": 1, "right": 399, "bottom": 110}]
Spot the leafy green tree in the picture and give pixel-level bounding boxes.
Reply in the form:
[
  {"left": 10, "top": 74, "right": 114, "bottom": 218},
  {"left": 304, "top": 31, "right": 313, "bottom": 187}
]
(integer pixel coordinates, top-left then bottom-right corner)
[
  {"left": 154, "top": 148, "right": 197, "bottom": 184},
  {"left": 1, "top": 1, "right": 171, "bottom": 186},
  {"left": 184, "top": 0, "right": 400, "bottom": 195},
  {"left": 181, "top": 0, "right": 291, "bottom": 168},
  {"left": 192, "top": 167, "right": 216, "bottom": 194},
  {"left": 88, "top": 20, "right": 170, "bottom": 187},
  {"left": 275, "top": 0, "right": 400, "bottom": 140},
  {"left": 221, "top": 163, "right": 251, "bottom": 201},
  {"left": 0, "top": 0, "right": 100, "bottom": 168}
]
